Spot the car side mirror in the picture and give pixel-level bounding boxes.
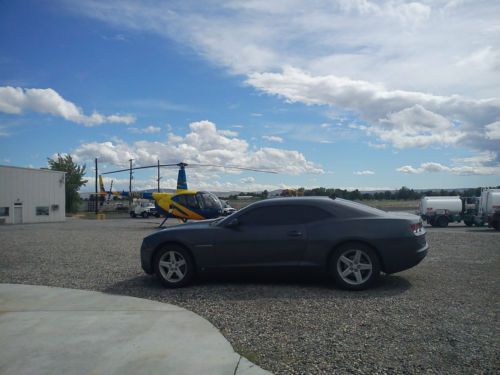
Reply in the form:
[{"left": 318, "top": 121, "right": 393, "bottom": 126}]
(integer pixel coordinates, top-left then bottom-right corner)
[{"left": 225, "top": 218, "right": 239, "bottom": 228}]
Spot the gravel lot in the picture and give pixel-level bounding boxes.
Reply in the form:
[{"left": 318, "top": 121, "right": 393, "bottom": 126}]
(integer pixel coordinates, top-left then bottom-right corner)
[{"left": 1, "top": 217, "right": 498, "bottom": 374}]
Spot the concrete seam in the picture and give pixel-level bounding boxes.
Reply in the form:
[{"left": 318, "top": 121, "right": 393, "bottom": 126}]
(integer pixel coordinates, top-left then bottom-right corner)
[{"left": 233, "top": 355, "right": 242, "bottom": 375}]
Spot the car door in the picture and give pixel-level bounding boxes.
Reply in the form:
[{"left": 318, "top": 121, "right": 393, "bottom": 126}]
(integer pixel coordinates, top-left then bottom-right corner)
[{"left": 214, "top": 205, "right": 308, "bottom": 269}]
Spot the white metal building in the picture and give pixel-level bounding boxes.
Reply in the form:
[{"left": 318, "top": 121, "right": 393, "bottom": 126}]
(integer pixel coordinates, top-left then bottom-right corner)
[{"left": 0, "top": 165, "right": 66, "bottom": 224}]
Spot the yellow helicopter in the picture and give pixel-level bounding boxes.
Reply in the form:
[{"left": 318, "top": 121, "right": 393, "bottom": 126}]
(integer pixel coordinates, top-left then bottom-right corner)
[{"left": 101, "top": 162, "right": 275, "bottom": 226}]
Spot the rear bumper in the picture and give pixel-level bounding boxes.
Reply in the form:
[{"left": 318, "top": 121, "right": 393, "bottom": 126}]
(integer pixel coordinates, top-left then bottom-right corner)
[{"left": 378, "top": 236, "right": 429, "bottom": 274}]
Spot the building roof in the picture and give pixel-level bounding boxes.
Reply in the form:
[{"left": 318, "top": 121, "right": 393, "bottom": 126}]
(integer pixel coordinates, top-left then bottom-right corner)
[{"left": 0, "top": 165, "right": 66, "bottom": 175}]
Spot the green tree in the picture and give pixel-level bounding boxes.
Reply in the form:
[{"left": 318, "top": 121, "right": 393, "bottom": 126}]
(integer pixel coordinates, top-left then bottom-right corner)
[{"left": 48, "top": 154, "right": 88, "bottom": 213}]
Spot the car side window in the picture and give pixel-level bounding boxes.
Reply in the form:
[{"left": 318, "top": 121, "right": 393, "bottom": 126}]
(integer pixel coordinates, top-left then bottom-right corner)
[
  {"left": 238, "top": 205, "right": 332, "bottom": 226},
  {"left": 300, "top": 205, "right": 333, "bottom": 222}
]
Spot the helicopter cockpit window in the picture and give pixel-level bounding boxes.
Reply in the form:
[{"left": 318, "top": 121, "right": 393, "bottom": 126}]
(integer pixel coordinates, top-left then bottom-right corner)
[
  {"left": 197, "top": 192, "right": 221, "bottom": 210},
  {"left": 184, "top": 194, "right": 200, "bottom": 209}
]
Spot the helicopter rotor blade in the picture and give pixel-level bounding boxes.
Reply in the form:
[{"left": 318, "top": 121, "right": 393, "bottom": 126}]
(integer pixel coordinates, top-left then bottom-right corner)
[
  {"left": 101, "top": 163, "right": 180, "bottom": 175},
  {"left": 102, "top": 162, "right": 277, "bottom": 174},
  {"left": 187, "top": 163, "right": 277, "bottom": 174}
]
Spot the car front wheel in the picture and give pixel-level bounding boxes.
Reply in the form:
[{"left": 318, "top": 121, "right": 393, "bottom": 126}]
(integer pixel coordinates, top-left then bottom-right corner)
[
  {"left": 330, "top": 243, "right": 380, "bottom": 291},
  {"left": 154, "top": 246, "right": 194, "bottom": 288}
]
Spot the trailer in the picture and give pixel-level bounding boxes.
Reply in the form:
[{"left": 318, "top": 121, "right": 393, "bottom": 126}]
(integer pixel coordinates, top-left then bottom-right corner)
[{"left": 419, "top": 196, "right": 463, "bottom": 227}]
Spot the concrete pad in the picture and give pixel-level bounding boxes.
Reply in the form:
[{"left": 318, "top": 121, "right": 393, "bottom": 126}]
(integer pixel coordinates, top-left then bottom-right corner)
[{"left": 0, "top": 284, "right": 272, "bottom": 375}]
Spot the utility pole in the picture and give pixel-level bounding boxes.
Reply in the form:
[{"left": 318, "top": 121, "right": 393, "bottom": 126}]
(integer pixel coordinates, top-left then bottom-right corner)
[
  {"left": 129, "top": 159, "right": 133, "bottom": 209},
  {"left": 95, "top": 158, "right": 98, "bottom": 215},
  {"left": 157, "top": 160, "right": 160, "bottom": 192}
]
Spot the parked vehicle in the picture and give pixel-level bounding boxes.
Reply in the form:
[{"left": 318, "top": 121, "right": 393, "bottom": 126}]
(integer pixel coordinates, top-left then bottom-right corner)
[
  {"left": 419, "top": 196, "right": 463, "bottom": 227},
  {"left": 221, "top": 201, "right": 237, "bottom": 216},
  {"left": 474, "top": 189, "right": 500, "bottom": 230},
  {"left": 140, "top": 197, "right": 428, "bottom": 290},
  {"left": 130, "top": 201, "right": 159, "bottom": 218}
]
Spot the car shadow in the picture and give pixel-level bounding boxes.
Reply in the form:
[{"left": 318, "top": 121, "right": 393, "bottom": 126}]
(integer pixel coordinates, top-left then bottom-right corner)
[{"left": 103, "top": 271, "right": 411, "bottom": 302}]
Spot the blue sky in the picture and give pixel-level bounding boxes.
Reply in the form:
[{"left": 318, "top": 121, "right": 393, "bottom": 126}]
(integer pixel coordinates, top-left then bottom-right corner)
[{"left": 0, "top": 0, "right": 499, "bottom": 192}]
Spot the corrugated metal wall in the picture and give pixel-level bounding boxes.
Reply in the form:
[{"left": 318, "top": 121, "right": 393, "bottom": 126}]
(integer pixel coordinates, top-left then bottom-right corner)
[{"left": 0, "top": 166, "right": 66, "bottom": 224}]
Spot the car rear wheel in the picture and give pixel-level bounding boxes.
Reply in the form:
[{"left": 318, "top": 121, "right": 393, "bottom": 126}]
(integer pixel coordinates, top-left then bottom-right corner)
[
  {"left": 154, "top": 246, "right": 194, "bottom": 288},
  {"left": 330, "top": 243, "right": 380, "bottom": 291},
  {"left": 141, "top": 211, "right": 148, "bottom": 218}
]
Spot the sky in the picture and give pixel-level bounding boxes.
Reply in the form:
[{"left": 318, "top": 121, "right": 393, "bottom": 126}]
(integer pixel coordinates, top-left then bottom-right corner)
[{"left": 0, "top": 0, "right": 499, "bottom": 192}]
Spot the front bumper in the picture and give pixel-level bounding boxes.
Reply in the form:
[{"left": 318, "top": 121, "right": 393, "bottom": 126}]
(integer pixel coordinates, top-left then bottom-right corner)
[{"left": 140, "top": 240, "right": 155, "bottom": 275}]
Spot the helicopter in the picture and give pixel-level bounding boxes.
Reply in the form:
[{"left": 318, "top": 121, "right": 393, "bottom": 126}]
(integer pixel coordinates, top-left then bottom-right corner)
[{"left": 101, "top": 162, "right": 276, "bottom": 227}]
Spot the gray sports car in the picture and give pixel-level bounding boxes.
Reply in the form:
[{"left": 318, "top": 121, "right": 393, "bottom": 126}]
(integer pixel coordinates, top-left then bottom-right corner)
[{"left": 140, "top": 197, "right": 428, "bottom": 290}]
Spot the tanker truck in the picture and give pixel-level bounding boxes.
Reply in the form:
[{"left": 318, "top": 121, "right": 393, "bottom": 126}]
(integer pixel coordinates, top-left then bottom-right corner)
[
  {"left": 474, "top": 188, "right": 500, "bottom": 230},
  {"left": 419, "top": 196, "right": 464, "bottom": 227}
]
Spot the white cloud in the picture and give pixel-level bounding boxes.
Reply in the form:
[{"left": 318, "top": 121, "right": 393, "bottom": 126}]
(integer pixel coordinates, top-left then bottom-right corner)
[
  {"left": 240, "top": 176, "right": 255, "bottom": 184},
  {"left": 367, "top": 142, "right": 387, "bottom": 149},
  {"left": 0, "top": 86, "right": 135, "bottom": 126},
  {"left": 65, "top": 1, "right": 500, "bottom": 156},
  {"left": 127, "top": 125, "right": 161, "bottom": 134},
  {"left": 353, "top": 170, "right": 375, "bottom": 175},
  {"left": 396, "top": 152, "right": 500, "bottom": 175},
  {"left": 247, "top": 67, "right": 499, "bottom": 153},
  {"left": 485, "top": 121, "right": 500, "bottom": 140},
  {"left": 67, "top": 0, "right": 500, "bottom": 97},
  {"left": 128, "top": 125, "right": 162, "bottom": 134},
  {"left": 0, "top": 125, "right": 10, "bottom": 137},
  {"left": 262, "top": 135, "right": 283, "bottom": 143},
  {"left": 218, "top": 129, "right": 239, "bottom": 137},
  {"left": 72, "top": 120, "right": 323, "bottom": 179}
]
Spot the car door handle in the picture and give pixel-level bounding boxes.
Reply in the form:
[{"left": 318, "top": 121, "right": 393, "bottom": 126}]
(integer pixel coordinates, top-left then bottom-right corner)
[{"left": 287, "top": 230, "right": 303, "bottom": 237}]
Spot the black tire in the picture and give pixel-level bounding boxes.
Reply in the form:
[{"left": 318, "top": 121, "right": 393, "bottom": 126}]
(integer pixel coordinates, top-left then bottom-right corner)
[
  {"left": 155, "top": 213, "right": 160, "bottom": 218},
  {"left": 329, "top": 243, "right": 380, "bottom": 291},
  {"left": 437, "top": 216, "right": 449, "bottom": 228},
  {"left": 154, "top": 245, "right": 195, "bottom": 288},
  {"left": 464, "top": 219, "right": 473, "bottom": 227},
  {"left": 130, "top": 212, "right": 136, "bottom": 218},
  {"left": 141, "top": 211, "right": 148, "bottom": 218}
]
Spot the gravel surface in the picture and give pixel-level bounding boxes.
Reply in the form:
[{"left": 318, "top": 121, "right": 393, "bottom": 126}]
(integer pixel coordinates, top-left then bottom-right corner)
[{"left": 1, "top": 217, "right": 499, "bottom": 374}]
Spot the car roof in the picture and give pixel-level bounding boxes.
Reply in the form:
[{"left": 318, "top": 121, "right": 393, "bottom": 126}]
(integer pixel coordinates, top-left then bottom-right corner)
[{"left": 247, "top": 196, "right": 387, "bottom": 216}]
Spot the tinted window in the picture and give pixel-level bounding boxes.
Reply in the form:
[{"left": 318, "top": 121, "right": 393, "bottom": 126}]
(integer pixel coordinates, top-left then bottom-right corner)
[
  {"left": 36, "top": 206, "right": 49, "bottom": 216},
  {"left": 175, "top": 194, "right": 200, "bottom": 209},
  {"left": 301, "top": 205, "right": 333, "bottom": 222},
  {"left": 174, "top": 195, "right": 187, "bottom": 207},
  {"left": 238, "top": 205, "right": 332, "bottom": 226},
  {"left": 0, "top": 207, "right": 9, "bottom": 216},
  {"left": 196, "top": 192, "right": 221, "bottom": 209}
]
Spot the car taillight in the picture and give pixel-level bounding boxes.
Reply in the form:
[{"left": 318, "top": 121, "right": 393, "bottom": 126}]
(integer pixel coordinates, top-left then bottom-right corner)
[{"left": 410, "top": 221, "right": 423, "bottom": 234}]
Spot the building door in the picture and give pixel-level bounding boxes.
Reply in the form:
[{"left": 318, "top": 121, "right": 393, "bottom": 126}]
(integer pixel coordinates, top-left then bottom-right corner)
[{"left": 14, "top": 206, "right": 23, "bottom": 224}]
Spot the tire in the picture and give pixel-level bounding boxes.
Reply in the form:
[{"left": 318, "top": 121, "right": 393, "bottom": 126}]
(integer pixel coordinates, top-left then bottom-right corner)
[
  {"left": 130, "top": 212, "right": 136, "bottom": 218},
  {"left": 330, "top": 243, "right": 380, "bottom": 291},
  {"left": 437, "top": 216, "right": 449, "bottom": 228},
  {"left": 141, "top": 211, "right": 148, "bottom": 218},
  {"left": 154, "top": 245, "right": 195, "bottom": 288},
  {"left": 464, "top": 219, "right": 473, "bottom": 227}
]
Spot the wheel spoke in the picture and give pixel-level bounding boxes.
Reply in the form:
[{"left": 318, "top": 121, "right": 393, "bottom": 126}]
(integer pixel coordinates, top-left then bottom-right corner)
[
  {"left": 177, "top": 259, "right": 186, "bottom": 267},
  {"left": 358, "top": 263, "right": 372, "bottom": 270},
  {"left": 354, "top": 270, "right": 363, "bottom": 283},
  {"left": 174, "top": 269, "right": 185, "bottom": 279},
  {"left": 340, "top": 255, "right": 352, "bottom": 266},
  {"left": 341, "top": 268, "right": 352, "bottom": 277},
  {"left": 353, "top": 250, "right": 361, "bottom": 264},
  {"left": 169, "top": 252, "right": 176, "bottom": 262},
  {"left": 166, "top": 270, "right": 174, "bottom": 279},
  {"left": 159, "top": 260, "right": 171, "bottom": 268}
]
